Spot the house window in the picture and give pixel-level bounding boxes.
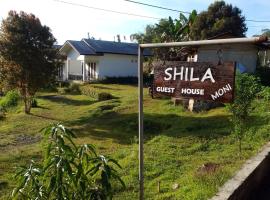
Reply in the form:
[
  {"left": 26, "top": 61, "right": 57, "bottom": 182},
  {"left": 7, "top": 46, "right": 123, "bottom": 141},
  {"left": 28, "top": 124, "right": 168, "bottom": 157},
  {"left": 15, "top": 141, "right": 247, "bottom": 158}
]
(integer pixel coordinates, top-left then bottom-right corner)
[
  {"left": 187, "top": 54, "right": 197, "bottom": 62},
  {"left": 58, "top": 66, "right": 63, "bottom": 79},
  {"left": 88, "top": 62, "right": 96, "bottom": 79}
]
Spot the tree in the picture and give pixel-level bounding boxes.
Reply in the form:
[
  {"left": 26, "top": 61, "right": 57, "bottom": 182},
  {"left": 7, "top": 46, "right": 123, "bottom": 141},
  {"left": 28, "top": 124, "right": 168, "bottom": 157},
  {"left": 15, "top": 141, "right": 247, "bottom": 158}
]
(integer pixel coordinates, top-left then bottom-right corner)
[
  {"left": 0, "top": 11, "right": 62, "bottom": 114},
  {"left": 131, "top": 10, "right": 197, "bottom": 60},
  {"left": 190, "top": 1, "right": 247, "bottom": 40},
  {"left": 227, "top": 73, "right": 261, "bottom": 155}
]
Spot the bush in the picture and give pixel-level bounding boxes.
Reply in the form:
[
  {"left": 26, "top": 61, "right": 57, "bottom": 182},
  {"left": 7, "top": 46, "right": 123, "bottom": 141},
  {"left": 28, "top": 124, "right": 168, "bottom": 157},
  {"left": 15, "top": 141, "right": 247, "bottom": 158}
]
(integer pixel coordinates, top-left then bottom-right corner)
[
  {"left": 0, "top": 90, "right": 20, "bottom": 108},
  {"left": 80, "top": 85, "right": 98, "bottom": 99},
  {"left": 40, "top": 82, "right": 58, "bottom": 92},
  {"left": 0, "top": 106, "right": 6, "bottom": 120},
  {"left": 12, "top": 123, "right": 125, "bottom": 199},
  {"left": 81, "top": 86, "right": 114, "bottom": 101},
  {"left": 227, "top": 73, "right": 261, "bottom": 154},
  {"left": 98, "top": 76, "right": 138, "bottom": 84},
  {"left": 256, "top": 66, "right": 270, "bottom": 86},
  {"left": 31, "top": 98, "right": 38, "bottom": 108},
  {"left": 98, "top": 92, "right": 113, "bottom": 101},
  {"left": 64, "top": 83, "right": 81, "bottom": 94},
  {"left": 258, "top": 86, "right": 270, "bottom": 101}
]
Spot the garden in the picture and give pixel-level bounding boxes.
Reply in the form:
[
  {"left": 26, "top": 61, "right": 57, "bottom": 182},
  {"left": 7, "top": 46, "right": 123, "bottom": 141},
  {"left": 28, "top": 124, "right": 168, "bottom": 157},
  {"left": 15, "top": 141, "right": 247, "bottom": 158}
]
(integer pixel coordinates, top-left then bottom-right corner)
[{"left": 0, "top": 80, "right": 270, "bottom": 199}]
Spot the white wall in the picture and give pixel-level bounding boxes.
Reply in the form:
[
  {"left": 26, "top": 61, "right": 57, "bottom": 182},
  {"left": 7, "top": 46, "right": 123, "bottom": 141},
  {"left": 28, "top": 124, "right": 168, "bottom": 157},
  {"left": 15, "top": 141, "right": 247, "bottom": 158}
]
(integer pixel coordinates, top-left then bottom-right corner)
[
  {"left": 98, "top": 54, "right": 138, "bottom": 78},
  {"left": 67, "top": 48, "right": 80, "bottom": 60},
  {"left": 63, "top": 49, "right": 83, "bottom": 79},
  {"left": 197, "top": 44, "right": 258, "bottom": 73},
  {"left": 69, "top": 60, "right": 82, "bottom": 75}
]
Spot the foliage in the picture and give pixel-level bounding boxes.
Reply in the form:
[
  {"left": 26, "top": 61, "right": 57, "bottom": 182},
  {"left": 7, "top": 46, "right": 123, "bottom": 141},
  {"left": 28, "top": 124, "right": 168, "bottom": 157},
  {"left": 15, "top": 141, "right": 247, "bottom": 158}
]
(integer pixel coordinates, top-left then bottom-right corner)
[
  {"left": 0, "top": 11, "right": 63, "bottom": 114},
  {"left": 131, "top": 10, "right": 197, "bottom": 60},
  {"left": 258, "top": 86, "right": 270, "bottom": 101},
  {"left": 0, "top": 106, "right": 6, "bottom": 119},
  {"left": 98, "top": 76, "right": 138, "bottom": 84},
  {"left": 31, "top": 98, "right": 38, "bottom": 108},
  {"left": 190, "top": 1, "right": 247, "bottom": 40},
  {"left": 64, "top": 83, "right": 81, "bottom": 94},
  {"left": 0, "top": 90, "right": 20, "bottom": 108},
  {"left": 227, "top": 73, "right": 261, "bottom": 153},
  {"left": 80, "top": 85, "right": 98, "bottom": 99},
  {"left": 98, "top": 92, "right": 114, "bottom": 101},
  {"left": 81, "top": 85, "right": 114, "bottom": 101},
  {"left": 12, "top": 123, "right": 125, "bottom": 200},
  {"left": 256, "top": 66, "right": 270, "bottom": 86}
]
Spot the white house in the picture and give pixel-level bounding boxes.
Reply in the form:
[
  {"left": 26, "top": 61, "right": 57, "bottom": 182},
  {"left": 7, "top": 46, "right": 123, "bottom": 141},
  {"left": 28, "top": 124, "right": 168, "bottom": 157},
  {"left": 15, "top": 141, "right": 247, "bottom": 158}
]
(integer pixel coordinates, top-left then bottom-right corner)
[{"left": 59, "top": 39, "right": 151, "bottom": 81}]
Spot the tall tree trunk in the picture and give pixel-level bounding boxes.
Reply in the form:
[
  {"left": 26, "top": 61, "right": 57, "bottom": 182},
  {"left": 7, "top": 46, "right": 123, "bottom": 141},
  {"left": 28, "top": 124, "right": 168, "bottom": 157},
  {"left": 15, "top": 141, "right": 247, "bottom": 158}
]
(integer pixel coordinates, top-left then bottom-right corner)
[
  {"left": 21, "top": 85, "right": 32, "bottom": 114},
  {"left": 24, "top": 97, "right": 31, "bottom": 114}
]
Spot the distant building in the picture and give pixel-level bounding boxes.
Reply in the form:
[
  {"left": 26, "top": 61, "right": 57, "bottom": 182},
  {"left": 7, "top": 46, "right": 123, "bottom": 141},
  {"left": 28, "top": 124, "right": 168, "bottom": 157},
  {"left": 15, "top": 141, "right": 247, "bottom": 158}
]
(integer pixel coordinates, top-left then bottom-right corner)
[
  {"left": 187, "top": 33, "right": 270, "bottom": 73},
  {"left": 59, "top": 39, "right": 151, "bottom": 81}
]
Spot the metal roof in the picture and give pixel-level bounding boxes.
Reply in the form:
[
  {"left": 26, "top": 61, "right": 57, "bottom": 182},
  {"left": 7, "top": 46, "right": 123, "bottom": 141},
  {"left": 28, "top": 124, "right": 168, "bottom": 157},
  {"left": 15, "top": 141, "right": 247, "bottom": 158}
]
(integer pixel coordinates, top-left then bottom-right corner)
[
  {"left": 67, "top": 40, "right": 96, "bottom": 55},
  {"left": 60, "top": 39, "right": 152, "bottom": 56}
]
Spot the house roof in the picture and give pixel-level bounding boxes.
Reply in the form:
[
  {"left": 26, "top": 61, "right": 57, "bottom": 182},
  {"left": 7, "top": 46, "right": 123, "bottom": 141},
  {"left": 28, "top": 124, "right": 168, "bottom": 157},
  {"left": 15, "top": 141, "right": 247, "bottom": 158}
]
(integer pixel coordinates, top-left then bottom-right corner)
[{"left": 60, "top": 39, "right": 152, "bottom": 56}]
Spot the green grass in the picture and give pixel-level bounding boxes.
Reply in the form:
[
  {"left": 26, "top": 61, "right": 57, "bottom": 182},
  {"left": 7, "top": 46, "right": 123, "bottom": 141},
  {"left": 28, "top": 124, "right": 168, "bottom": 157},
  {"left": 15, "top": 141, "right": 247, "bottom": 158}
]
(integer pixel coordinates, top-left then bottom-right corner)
[{"left": 0, "top": 84, "right": 270, "bottom": 199}]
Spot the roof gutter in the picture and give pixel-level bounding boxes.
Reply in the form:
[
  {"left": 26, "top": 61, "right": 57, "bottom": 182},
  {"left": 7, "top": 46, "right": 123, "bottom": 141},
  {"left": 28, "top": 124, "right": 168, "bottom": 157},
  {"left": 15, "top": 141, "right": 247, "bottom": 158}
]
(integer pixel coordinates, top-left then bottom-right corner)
[{"left": 139, "top": 36, "right": 268, "bottom": 49}]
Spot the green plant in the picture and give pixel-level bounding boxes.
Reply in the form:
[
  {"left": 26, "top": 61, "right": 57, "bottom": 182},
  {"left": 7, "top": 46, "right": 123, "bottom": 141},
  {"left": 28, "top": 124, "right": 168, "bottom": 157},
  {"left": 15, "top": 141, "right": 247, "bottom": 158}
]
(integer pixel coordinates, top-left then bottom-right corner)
[
  {"left": 256, "top": 66, "right": 270, "bottom": 86},
  {"left": 80, "top": 85, "right": 98, "bottom": 99},
  {"left": 227, "top": 73, "right": 261, "bottom": 154},
  {"left": 0, "top": 90, "right": 20, "bottom": 108},
  {"left": 98, "top": 92, "right": 113, "bottom": 101},
  {"left": 31, "top": 98, "right": 38, "bottom": 108},
  {"left": 0, "top": 106, "right": 6, "bottom": 119},
  {"left": 64, "top": 83, "right": 81, "bottom": 94},
  {"left": 258, "top": 86, "right": 270, "bottom": 101},
  {"left": 12, "top": 123, "right": 125, "bottom": 199},
  {"left": 0, "top": 11, "right": 62, "bottom": 114}
]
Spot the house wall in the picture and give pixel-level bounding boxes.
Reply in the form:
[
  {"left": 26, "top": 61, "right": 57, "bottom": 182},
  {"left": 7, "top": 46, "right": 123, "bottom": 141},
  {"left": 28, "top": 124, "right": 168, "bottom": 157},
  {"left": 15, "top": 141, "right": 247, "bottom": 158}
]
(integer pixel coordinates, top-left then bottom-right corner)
[
  {"left": 68, "top": 60, "right": 82, "bottom": 75},
  {"left": 61, "top": 49, "right": 83, "bottom": 80},
  {"left": 98, "top": 53, "right": 138, "bottom": 78},
  {"left": 197, "top": 44, "right": 258, "bottom": 73}
]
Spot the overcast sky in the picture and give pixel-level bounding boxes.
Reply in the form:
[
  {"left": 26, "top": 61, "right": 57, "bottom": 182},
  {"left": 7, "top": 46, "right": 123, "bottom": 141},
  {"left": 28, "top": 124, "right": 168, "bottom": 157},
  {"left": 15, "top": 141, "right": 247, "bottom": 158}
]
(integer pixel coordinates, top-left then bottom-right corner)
[{"left": 1, "top": 0, "right": 270, "bottom": 44}]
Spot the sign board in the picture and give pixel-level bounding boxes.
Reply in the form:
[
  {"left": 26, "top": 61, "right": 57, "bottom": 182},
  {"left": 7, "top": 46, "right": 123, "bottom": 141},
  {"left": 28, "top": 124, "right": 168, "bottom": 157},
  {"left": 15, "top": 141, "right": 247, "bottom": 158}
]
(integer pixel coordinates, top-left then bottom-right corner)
[{"left": 153, "top": 61, "right": 236, "bottom": 103}]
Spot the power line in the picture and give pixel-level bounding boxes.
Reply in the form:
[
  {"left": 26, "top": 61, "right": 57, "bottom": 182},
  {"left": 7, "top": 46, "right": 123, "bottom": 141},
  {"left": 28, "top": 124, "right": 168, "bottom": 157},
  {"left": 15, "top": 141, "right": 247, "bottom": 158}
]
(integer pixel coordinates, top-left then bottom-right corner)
[
  {"left": 246, "top": 19, "right": 270, "bottom": 23},
  {"left": 123, "top": 0, "right": 191, "bottom": 14},
  {"left": 53, "top": 0, "right": 160, "bottom": 20},
  {"left": 54, "top": 0, "right": 270, "bottom": 23},
  {"left": 124, "top": 0, "right": 270, "bottom": 23}
]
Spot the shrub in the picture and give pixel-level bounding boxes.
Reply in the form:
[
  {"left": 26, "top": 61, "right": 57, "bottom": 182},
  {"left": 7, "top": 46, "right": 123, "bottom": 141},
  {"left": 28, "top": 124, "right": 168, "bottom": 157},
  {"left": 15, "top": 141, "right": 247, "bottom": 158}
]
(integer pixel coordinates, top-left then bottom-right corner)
[
  {"left": 98, "top": 92, "right": 113, "bottom": 101},
  {"left": 12, "top": 123, "right": 125, "bottom": 199},
  {"left": 40, "top": 82, "right": 58, "bottom": 92},
  {"left": 64, "top": 83, "right": 81, "bottom": 94},
  {"left": 227, "top": 73, "right": 261, "bottom": 154},
  {"left": 81, "top": 86, "right": 114, "bottom": 101},
  {"left": 258, "top": 86, "right": 270, "bottom": 101},
  {"left": 98, "top": 76, "right": 138, "bottom": 84},
  {"left": 256, "top": 66, "right": 270, "bottom": 86},
  {"left": 31, "top": 98, "right": 38, "bottom": 108},
  {"left": 80, "top": 85, "right": 98, "bottom": 99},
  {"left": 0, "top": 90, "right": 20, "bottom": 108},
  {"left": 0, "top": 106, "right": 6, "bottom": 120}
]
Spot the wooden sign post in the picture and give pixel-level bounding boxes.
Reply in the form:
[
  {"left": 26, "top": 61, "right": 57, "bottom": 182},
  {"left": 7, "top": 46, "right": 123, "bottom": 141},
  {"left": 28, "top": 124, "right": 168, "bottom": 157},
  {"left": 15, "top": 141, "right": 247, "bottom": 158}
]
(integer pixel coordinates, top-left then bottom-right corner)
[{"left": 137, "top": 37, "right": 265, "bottom": 200}]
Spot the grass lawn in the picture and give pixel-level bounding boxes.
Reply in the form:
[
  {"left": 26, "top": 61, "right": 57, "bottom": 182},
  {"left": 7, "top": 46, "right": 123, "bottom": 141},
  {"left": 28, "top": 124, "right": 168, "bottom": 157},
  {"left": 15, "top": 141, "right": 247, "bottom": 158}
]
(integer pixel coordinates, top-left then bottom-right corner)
[{"left": 0, "top": 84, "right": 270, "bottom": 199}]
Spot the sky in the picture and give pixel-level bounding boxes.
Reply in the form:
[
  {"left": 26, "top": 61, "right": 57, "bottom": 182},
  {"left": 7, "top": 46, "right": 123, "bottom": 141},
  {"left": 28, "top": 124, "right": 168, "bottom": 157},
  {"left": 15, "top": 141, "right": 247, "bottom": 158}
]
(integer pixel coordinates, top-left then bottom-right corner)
[{"left": 0, "top": 0, "right": 270, "bottom": 44}]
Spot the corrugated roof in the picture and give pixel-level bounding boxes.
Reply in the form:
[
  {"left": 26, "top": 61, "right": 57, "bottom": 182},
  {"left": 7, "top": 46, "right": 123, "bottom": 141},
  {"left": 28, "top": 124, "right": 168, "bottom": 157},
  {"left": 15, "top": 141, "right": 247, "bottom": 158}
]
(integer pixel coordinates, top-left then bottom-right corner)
[
  {"left": 68, "top": 40, "right": 96, "bottom": 55},
  {"left": 60, "top": 39, "right": 152, "bottom": 56},
  {"left": 83, "top": 39, "right": 139, "bottom": 55}
]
